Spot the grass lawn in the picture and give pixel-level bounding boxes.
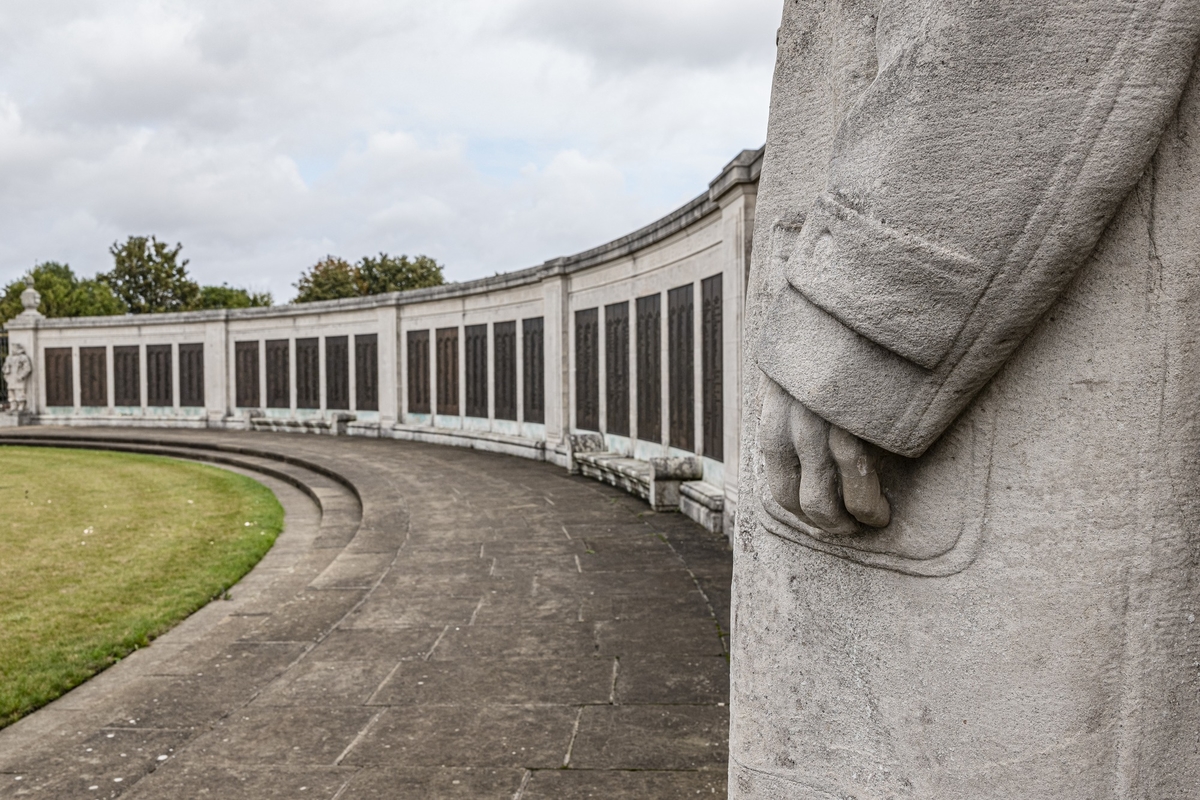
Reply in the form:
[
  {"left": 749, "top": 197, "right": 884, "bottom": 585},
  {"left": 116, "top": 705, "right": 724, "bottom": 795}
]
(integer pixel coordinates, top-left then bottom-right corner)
[{"left": 0, "top": 446, "right": 284, "bottom": 728}]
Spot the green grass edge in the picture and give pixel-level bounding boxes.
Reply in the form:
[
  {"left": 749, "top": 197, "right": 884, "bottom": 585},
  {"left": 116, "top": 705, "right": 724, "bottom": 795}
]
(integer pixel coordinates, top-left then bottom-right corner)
[{"left": 0, "top": 448, "right": 285, "bottom": 729}]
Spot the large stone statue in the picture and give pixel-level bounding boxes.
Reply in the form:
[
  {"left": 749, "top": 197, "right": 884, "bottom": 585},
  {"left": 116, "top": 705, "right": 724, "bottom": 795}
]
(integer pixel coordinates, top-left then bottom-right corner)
[
  {"left": 734, "top": 2, "right": 1200, "bottom": 798},
  {"left": 3, "top": 343, "right": 32, "bottom": 413}
]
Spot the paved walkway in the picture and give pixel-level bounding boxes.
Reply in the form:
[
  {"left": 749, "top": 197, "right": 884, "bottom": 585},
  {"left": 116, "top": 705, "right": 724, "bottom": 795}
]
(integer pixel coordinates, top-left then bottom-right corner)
[{"left": 0, "top": 429, "right": 730, "bottom": 799}]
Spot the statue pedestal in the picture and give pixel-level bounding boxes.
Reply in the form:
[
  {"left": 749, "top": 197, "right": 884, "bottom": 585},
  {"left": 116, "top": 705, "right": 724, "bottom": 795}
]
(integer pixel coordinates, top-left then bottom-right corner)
[{"left": 0, "top": 411, "right": 33, "bottom": 427}]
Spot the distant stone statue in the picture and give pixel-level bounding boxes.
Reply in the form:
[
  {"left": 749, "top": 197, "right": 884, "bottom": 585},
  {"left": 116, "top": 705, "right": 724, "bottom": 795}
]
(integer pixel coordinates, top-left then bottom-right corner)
[
  {"left": 734, "top": 2, "right": 1200, "bottom": 798},
  {"left": 3, "top": 343, "right": 32, "bottom": 413}
]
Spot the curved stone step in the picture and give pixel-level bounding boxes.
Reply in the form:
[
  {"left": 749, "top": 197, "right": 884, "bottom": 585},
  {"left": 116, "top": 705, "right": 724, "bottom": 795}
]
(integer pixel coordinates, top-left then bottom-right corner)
[{"left": 0, "top": 431, "right": 361, "bottom": 507}]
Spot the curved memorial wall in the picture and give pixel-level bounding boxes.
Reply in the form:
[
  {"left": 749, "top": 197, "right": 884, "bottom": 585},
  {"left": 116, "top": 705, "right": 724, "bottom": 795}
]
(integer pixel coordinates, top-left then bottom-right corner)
[{"left": 3, "top": 148, "right": 761, "bottom": 534}]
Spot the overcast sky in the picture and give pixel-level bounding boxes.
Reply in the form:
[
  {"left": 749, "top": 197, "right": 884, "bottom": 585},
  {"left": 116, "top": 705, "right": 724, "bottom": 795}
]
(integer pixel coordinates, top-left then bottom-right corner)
[{"left": 0, "top": 0, "right": 780, "bottom": 301}]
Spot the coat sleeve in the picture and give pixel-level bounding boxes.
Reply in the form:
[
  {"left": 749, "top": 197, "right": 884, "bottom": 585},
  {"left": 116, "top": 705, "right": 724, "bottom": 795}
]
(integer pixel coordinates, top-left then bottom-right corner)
[{"left": 758, "top": 0, "right": 1200, "bottom": 458}]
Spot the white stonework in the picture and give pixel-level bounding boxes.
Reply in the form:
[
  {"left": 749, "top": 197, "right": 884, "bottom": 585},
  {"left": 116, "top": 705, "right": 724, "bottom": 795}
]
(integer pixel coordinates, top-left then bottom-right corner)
[
  {"left": 2, "top": 149, "right": 761, "bottom": 534},
  {"left": 734, "top": 2, "right": 1200, "bottom": 797},
  {"left": 2, "top": 343, "right": 32, "bottom": 413}
]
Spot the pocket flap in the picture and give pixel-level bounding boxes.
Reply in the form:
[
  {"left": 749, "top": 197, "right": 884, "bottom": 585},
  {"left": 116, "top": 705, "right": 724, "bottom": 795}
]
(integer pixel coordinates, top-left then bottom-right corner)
[{"left": 788, "top": 195, "right": 989, "bottom": 370}]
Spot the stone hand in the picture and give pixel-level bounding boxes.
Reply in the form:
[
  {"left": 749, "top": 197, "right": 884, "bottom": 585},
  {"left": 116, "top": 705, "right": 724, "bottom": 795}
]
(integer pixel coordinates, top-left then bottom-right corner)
[{"left": 759, "top": 378, "right": 891, "bottom": 534}]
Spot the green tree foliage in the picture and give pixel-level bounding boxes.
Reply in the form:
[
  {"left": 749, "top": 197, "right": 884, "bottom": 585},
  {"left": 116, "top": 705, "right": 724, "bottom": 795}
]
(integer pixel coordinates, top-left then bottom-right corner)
[
  {"left": 0, "top": 263, "right": 125, "bottom": 326},
  {"left": 195, "top": 284, "right": 273, "bottom": 310},
  {"left": 293, "top": 253, "right": 445, "bottom": 303},
  {"left": 357, "top": 253, "right": 445, "bottom": 295},
  {"left": 293, "top": 256, "right": 360, "bottom": 303},
  {"left": 101, "top": 236, "right": 200, "bottom": 314},
  {"left": 1, "top": 241, "right": 275, "bottom": 324}
]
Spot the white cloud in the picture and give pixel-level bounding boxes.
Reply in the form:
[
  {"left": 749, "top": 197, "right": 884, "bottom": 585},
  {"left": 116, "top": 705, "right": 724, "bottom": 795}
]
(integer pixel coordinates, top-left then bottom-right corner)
[
  {"left": 0, "top": 0, "right": 779, "bottom": 300},
  {"left": 500, "top": 0, "right": 782, "bottom": 70}
]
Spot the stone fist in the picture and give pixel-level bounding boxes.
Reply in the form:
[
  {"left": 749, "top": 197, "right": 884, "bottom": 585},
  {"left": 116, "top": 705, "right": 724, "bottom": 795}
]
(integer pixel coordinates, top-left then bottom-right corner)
[{"left": 759, "top": 378, "right": 890, "bottom": 534}]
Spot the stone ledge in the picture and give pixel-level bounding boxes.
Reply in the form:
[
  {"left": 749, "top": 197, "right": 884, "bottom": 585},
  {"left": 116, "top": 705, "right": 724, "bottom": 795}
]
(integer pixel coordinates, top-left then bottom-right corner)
[
  {"left": 680, "top": 481, "right": 725, "bottom": 534},
  {"left": 250, "top": 413, "right": 355, "bottom": 436},
  {"left": 387, "top": 423, "right": 549, "bottom": 462},
  {"left": 0, "top": 432, "right": 365, "bottom": 512},
  {"left": 577, "top": 452, "right": 652, "bottom": 502},
  {"left": 708, "top": 147, "right": 765, "bottom": 203},
  {"left": 681, "top": 481, "right": 724, "bottom": 510},
  {"left": 568, "top": 433, "right": 705, "bottom": 512},
  {"left": 29, "top": 414, "right": 213, "bottom": 429}
]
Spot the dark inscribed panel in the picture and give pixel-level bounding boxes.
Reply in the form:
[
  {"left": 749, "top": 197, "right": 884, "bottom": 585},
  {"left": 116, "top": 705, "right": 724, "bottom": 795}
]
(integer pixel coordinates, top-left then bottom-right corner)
[
  {"left": 668, "top": 283, "right": 695, "bottom": 452},
  {"left": 407, "top": 330, "right": 431, "bottom": 414},
  {"left": 605, "top": 301, "right": 630, "bottom": 436},
  {"left": 701, "top": 274, "right": 724, "bottom": 461},
  {"left": 265, "top": 339, "right": 290, "bottom": 409},
  {"left": 0, "top": 333, "right": 7, "bottom": 400},
  {"left": 355, "top": 334, "right": 379, "bottom": 412},
  {"left": 522, "top": 317, "right": 544, "bottom": 424},
  {"left": 146, "top": 345, "right": 173, "bottom": 407},
  {"left": 80, "top": 347, "right": 107, "bottom": 407},
  {"left": 636, "top": 293, "right": 662, "bottom": 443},
  {"left": 234, "top": 341, "right": 260, "bottom": 408},
  {"left": 464, "top": 324, "right": 488, "bottom": 418},
  {"left": 179, "top": 344, "right": 204, "bottom": 407},
  {"left": 296, "top": 338, "right": 320, "bottom": 409},
  {"left": 575, "top": 307, "right": 599, "bottom": 432},
  {"left": 44, "top": 348, "right": 73, "bottom": 407},
  {"left": 494, "top": 321, "right": 517, "bottom": 421},
  {"left": 326, "top": 336, "right": 349, "bottom": 411},
  {"left": 114, "top": 346, "right": 140, "bottom": 407},
  {"left": 436, "top": 327, "right": 459, "bottom": 416}
]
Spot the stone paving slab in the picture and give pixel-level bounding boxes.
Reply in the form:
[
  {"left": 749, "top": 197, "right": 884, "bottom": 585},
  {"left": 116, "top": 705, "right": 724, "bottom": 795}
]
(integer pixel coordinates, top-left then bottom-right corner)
[
  {"left": 0, "top": 429, "right": 732, "bottom": 798},
  {"left": 522, "top": 768, "right": 727, "bottom": 798}
]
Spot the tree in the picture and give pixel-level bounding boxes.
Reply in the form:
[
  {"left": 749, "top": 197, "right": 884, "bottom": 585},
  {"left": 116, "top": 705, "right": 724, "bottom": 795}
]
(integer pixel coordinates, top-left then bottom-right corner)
[
  {"left": 293, "top": 253, "right": 445, "bottom": 303},
  {"left": 2, "top": 243, "right": 278, "bottom": 322},
  {"left": 100, "top": 236, "right": 199, "bottom": 314},
  {"left": 293, "top": 256, "right": 360, "bottom": 303},
  {"left": 70, "top": 276, "right": 128, "bottom": 316},
  {"left": 195, "top": 284, "right": 273, "bottom": 310},
  {"left": 357, "top": 253, "right": 445, "bottom": 295},
  {"left": 0, "top": 263, "right": 125, "bottom": 325}
]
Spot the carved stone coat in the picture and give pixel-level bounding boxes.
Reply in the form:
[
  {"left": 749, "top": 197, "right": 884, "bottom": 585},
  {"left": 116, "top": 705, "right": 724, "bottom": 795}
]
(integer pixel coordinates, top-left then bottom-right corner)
[
  {"left": 2, "top": 351, "right": 31, "bottom": 391},
  {"left": 734, "top": 1, "right": 1200, "bottom": 797}
]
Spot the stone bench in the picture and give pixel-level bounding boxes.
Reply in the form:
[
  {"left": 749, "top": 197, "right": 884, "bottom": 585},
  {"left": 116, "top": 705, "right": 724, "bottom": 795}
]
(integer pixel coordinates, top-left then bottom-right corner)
[
  {"left": 567, "top": 433, "right": 705, "bottom": 513},
  {"left": 575, "top": 451, "right": 653, "bottom": 500},
  {"left": 248, "top": 412, "right": 355, "bottom": 436},
  {"left": 680, "top": 480, "right": 725, "bottom": 534}
]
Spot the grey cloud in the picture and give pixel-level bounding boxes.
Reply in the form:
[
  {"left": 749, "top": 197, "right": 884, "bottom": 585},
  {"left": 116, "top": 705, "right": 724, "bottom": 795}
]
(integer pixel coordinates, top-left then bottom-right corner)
[
  {"left": 501, "top": 0, "right": 782, "bottom": 70},
  {"left": 0, "top": 0, "right": 776, "bottom": 300}
]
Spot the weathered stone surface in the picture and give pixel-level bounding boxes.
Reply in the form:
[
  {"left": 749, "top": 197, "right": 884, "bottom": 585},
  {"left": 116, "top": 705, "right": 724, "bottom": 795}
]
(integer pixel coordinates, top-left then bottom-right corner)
[
  {"left": 188, "top": 707, "right": 379, "bottom": 766},
  {"left": 522, "top": 769, "right": 726, "bottom": 799},
  {"left": 614, "top": 655, "right": 729, "bottom": 705},
  {"left": 429, "top": 623, "right": 599, "bottom": 660},
  {"left": 367, "top": 657, "right": 616, "bottom": 706},
  {"left": 341, "top": 706, "right": 578, "bottom": 769},
  {"left": 737, "top": 1, "right": 1200, "bottom": 797},
  {"left": 1, "top": 728, "right": 191, "bottom": 799},
  {"left": 569, "top": 705, "right": 729, "bottom": 771},
  {"left": 123, "top": 765, "right": 354, "bottom": 799},
  {"left": 337, "top": 767, "right": 524, "bottom": 799},
  {"left": 2, "top": 344, "right": 32, "bottom": 414}
]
